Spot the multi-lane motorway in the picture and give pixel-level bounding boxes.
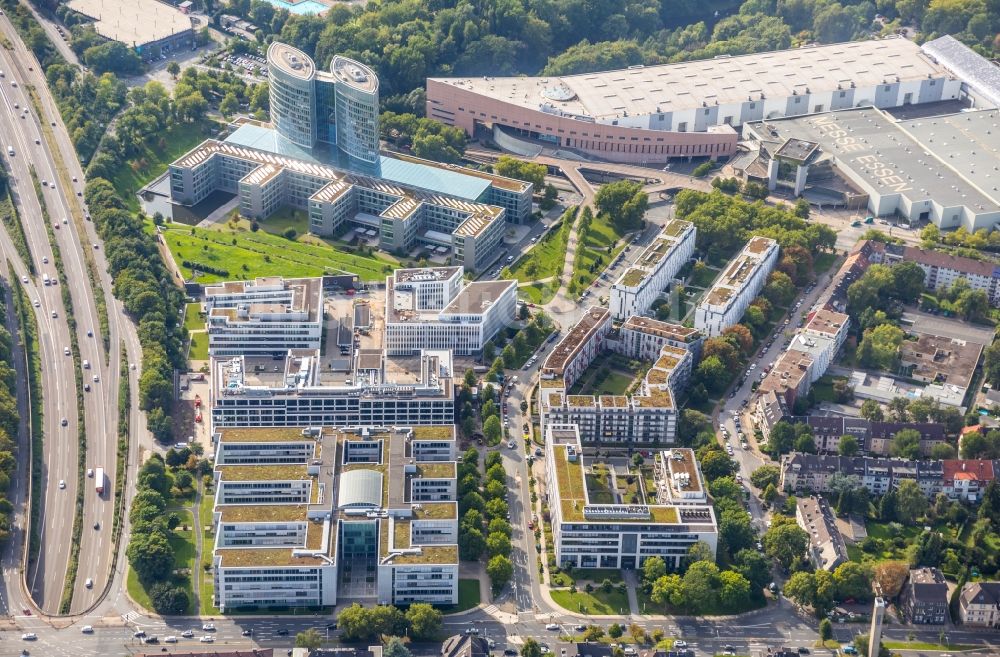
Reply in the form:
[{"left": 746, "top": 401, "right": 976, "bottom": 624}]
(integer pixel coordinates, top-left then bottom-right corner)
[{"left": 0, "top": 10, "right": 144, "bottom": 617}]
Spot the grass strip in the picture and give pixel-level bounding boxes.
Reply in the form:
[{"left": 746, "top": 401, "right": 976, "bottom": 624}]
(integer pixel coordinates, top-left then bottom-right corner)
[
  {"left": 0, "top": 175, "right": 33, "bottom": 274},
  {"left": 30, "top": 167, "right": 85, "bottom": 613},
  {"left": 111, "top": 346, "right": 129, "bottom": 564},
  {"left": 28, "top": 86, "right": 112, "bottom": 363},
  {"left": 8, "top": 263, "right": 43, "bottom": 567}
]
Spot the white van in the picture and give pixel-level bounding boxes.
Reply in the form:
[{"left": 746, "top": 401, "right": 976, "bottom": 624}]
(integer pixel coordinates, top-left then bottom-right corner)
[
  {"left": 83, "top": 360, "right": 90, "bottom": 369},
  {"left": 7, "top": 147, "right": 12, "bottom": 156}
]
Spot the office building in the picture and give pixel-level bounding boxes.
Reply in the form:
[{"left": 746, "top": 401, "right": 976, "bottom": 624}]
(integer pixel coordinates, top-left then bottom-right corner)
[
  {"left": 694, "top": 237, "right": 779, "bottom": 338},
  {"left": 384, "top": 267, "right": 517, "bottom": 355},
  {"left": 204, "top": 277, "right": 324, "bottom": 357},
  {"left": 545, "top": 425, "right": 717, "bottom": 570},
  {"left": 610, "top": 220, "right": 696, "bottom": 320},
  {"left": 741, "top": 106, "right": 1000, "bottom": 231},
  {"left": 901, "top": 567, "right": 949, "bottom": 625},
  {"left": 268, "top": 42, "right": 380, "bottom": 163},
  {"left": 211, "top": 425, "right": 459, "bottom": 611},
  {"left": 540, "top": 311, "right": 698, "bottom": 444},
  {"left": 426, "top": 37, "right": 958, "bottom": 164},
  {"left": 958, "top": 582, "right": 1000, "bottom": 627},
  {"left": 210, "top": 349, "right": 455, "bottom": 429},
  {"left": 796, "top": 496, "right": 848, "bottom": 572}
]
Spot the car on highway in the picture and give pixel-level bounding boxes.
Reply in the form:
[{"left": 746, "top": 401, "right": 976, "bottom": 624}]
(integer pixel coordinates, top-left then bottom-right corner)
[
  {"left": 64, "top": 346, "right": 70, "bottom": 356},
  {"left": 32, "top": 299, "right": 39, "bottom": 307},
  {"left": 21, "top": 633, "right": 37, "bottom": 640},
  {"left": 42, "top": 256, "right": 48, "bottom": 264},
  {"left": 133, "top": 630, "right": 146, "bottom": 638},
  {"left": 51, "top": 310, "right": 57, "bottom": 318},
  {"left": 276, "top": 628, "right": 289, "bottom": 636},
  {"left": 59, "top": 479, "right": 65, "bottom": 489},
  {"left": 93, "top": 374, "right": 99, "bottom": 382},
  {"left": 84, "top": 383, "right": 90, "bottom": 392},
  {"left": 674, "top": 641, "right": 687, "bottom": 648},
  {"left": 164, "top": 636, "right": 177, "bottom": 643},
  {"left": 180, "top": 630, "right": 194, "bottom": 638},
  {"left": 80, "top": 626, "right": 93, "bottom": 633},
  {"left": 60, "top": 417, "right": 67, "bottom": 426},
  {"left": 202, "top": 623, "right": 215, "bottom": 631},
  {"left": 545, "top": 623, "right": 560, "bottom": 630},
  {"left": 200, "top": 636, "right": 215, "bottom": 643},
  {"left": 574, "top": 625, "right": 586, "bottom": 632},
  {"left": 85, "top": 577, "right": 93, "bottom": 588},
  {"left": 241, "top": 630, "right": 252, "bottom": 636},
  {"left": 87, "top": 330, "right": 92, "bottom": 337},
  {"left": 507, "top": 440, "right": 515, "bottom": 449}
]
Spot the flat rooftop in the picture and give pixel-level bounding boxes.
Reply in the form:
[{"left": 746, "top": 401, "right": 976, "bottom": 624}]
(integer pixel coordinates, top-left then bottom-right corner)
[
  {"left": 217, "top": 427, "right": 317, "bottom": 443},
  {"left": 543, "top": 307, "right": 609, "bottom": 376},
  {"left": 331, "top": 55, "right": 378, "bottom": 93},
  {"left": 430, "top": 37, "right": 945, "bottom": 123},
  {"left": 67, "top": 0, "right": 192, "bottom": 47},
  {"left": 622, "top": 316, "right": 700, "bottom": 343},
  {"left": 267, "top": 42, "right": 315, "bottom": 80},
  {"left": 900, "top": 332, "right": 984, "bottom": 390},
  {"left": 750, "top": 107, "right": 1000, "bottom": 213},
  {"left": 441, "top": 281, "right": 515, "bottom": 315},
  {"left": 804, "top": 308, "right": 849, "bottom": 338},
  {"left": 703, "top": 237, "right": 777, "bottom": 309}
]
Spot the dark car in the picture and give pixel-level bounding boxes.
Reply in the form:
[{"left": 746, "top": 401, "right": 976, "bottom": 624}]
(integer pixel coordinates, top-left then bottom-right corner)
[
  {"left": 797, "top": 649, "right": 810, "bottom": 654},
  {"left": 504, "top": 650, "right": 518, "bottom": 656},
  {"left": 276, "top": 629, "right": 289, "bottom": 636},
  {"left": 241, "top": 630, "right": 252, "bottom": 637}
]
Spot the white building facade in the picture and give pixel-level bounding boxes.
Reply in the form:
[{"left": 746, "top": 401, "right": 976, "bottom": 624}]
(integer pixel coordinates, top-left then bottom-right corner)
[
  {"left": 610, "top": 220, "right": 696, "bottom": 320},
  {"left": 694, "top": 237, "right": 779, "bottom": 337}
]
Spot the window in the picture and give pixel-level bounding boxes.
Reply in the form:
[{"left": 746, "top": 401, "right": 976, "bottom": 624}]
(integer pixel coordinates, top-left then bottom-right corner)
[
  {"left": 794, "top": 97, "right": 801, "bottom": 104},
  {"left": 839, "top": 91, "right": 846, "bottom": 98},
  {"left": 677, "top": 122, "right": 687, "bottom": 132},
  {"left": 704, "top": 108, "right": 710, "bottom": 115}
]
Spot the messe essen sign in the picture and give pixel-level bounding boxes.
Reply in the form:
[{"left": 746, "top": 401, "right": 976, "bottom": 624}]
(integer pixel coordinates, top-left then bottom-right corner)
[{"left": 812, "top": 114, "right": 912, "bottom": 193}]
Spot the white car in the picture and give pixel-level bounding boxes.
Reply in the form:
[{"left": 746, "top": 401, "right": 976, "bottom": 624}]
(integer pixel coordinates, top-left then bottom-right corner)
[
  {"left": 674, "top": 641, "right": 687, "bottom": 649},
  {"left": 200, "top": 636, "right": 215, "bottom": 643},
  {"left": 202, "top": 623, "right": 215, "bottom": 631},
  {"left": 181, "top": 630, "right": 194, "bottom": 638},
  {"left": 21, "top": 633, "right": 36, "bottom": 640},
  {"left": 59, "top": 479, "right": 65, "bottom": 489},
  {"left": 545, "top": 623, "right": 560, "bottom": 631},
  {"left": 20, "top": 275, "right": 27, "bottom": 283},
  {"left": 80, "top": 625, "right": 93, "bottom": 634},
  {"left": 87, "top": 468, "right": 93, "bottom": 477},
  {"left": 164, "top": 636, "right": 177, "bottom": 643},
  {"left": 32, "top": 299, "right": 39, "bottom": 307},
  {"left": 64, "top": 347, "right": 70, "bottom": 356}
]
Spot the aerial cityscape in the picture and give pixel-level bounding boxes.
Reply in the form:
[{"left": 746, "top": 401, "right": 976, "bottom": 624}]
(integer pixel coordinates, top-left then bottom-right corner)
[{"left": 0, "top": 1, "right": 999, "bottom": 657}]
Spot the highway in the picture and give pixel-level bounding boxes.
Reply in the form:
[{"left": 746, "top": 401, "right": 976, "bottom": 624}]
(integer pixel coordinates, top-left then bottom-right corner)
[{"left": 0, "top": 11, "right": 144, "bottom": 617}]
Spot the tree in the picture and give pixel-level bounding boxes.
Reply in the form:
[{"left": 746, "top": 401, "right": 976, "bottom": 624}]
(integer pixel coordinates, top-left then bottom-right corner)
[
  {"left": 718, "top": 570, "right": 751, "bottom": 610},
  {"left": 794, "top": 433, "right": 816, "bottom": 454},
  {"left": 295, "top": 628, "right": 324, "bottom": 651},
  {"left": 763, "top": 522, "right": 809, "bottom": 569},
  {"left": 890, "top": 261, "right": 925, "bottom": 302},
  {"left": 126, "top": 531, "right": 174, "bottom": 582},
  {"left": 873, "top": 561, "right": 909, "bottom": 598},
  {"left": 521, "top": 639, "right": 542, "bottom": 657},
  {"left": 888, "top": 396, "right": 910, "bottom": 423},
  {"left": 683, "top": 560, "right": 720, "bottom": 612},
  {"left": 723, "top": 324, "right": 754, "bottom": 356},
  {"left": 767, "top": 421, "right": 797, "bottom": 458},
  {"left": 896, "top": 479, "right": 929, "bottom": 523},
  {"left": 651, "top": 573, "right": 685, "bottom": 608},
  {"left": 405, "top": 603, "right": 442, "bottom": 640},
  {"left": 700, "top": 450, "right": 736, "bottom": 480},
  {"left": 733, "top": 549, "right": 771, "bottom": 592},
  {"left": 984, "top": 341, "right": 1000, "bottom": 388},
  {"left": 833, "top": 562, "right": 872, "bottom": 601},
  {"left": 860, "top": 399, "right": 885, "bottom": 422},
  {"left": 487, "top": 531, "right": 512, "bottom": 556},
  {"left": 383, "top": 638, "right": 411, "bottom": 657},
  {"left": 494, "top": 156, "right": 546, "bottom": 188},
  {"left": 459, "top": 527, "right": 486, "bottom": 560},
  {"left": 930, "top": 441, "right": 956, "bottom": 461},
  {"left": 819, "top": 618, "right": 833, "bottom": 642},
  {"left": 839, "top": 435, "right": 860, "bottom": 456},
  {"left": 643, "top": 555, "right": 666, "bottom": 584},
  {"left": 607, "top": 623, "right": 623, "bottom": 639},
  {"left": 582, "top": 626, "right": 605, "bottom": 642},
  {"left": 784, "top": 571, "right": 817, "bottom": 609},
  {"left": 483, "top": 415, "right": 502, "bottom": 445},
  {"left": 751, "top": 465, "right": 780, "bottom": 490},
  {"left": 628, "top": 623, "right": 646, "bottom": 645},
  {"left": 762, "top": 483, "right": 778, "bottom": 505},
  {"left": 858, "top": 323, "right": 905, "bottom": 371},
  {"left": 764, "top": 271, "right": 796, "bottom": 306},
  {"left": 890, "top": 428, "right": 922, "bottom": 460},
  {"left": 686, "top": 541, "right": 715, "bottom": 565},
  {"left": 487, "top": 554, "right": 514, "bottom": 592},
  {"left": 219, "top": 92, "right": 239, "bottom": 118},
  {"left": 166, "top": 60, "right": 180, "bottom": 78},
  {"left": 148, "top": 582, "right": 189, "bottom": 614},
  {"left": 594, "top": 179, "right": 648, "bottom": 233},
  {"left": 696, "top": 355, "right": 728, "bottom": 393}
]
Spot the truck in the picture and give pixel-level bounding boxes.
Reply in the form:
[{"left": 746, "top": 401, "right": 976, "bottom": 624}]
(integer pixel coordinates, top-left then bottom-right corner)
[{"left": 95, "top": 467, "right": 105, "bottom": 495}]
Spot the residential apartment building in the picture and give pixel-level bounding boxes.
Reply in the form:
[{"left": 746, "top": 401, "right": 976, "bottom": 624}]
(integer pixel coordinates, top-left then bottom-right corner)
[
  {"left": 901, "top": 567, "right": 949, "bottom": 624},
  {"left": 610, "top": 220, "right": 696, "bottom": 320},
  {"left": 757, "top": 414, "right": 946, "bottom": 456},
  {"left": 545, "top": 425, "right": 717, "bottom": 570},
  {"left": 694, "top": 237, "right": 779, "bottom": 337},
  {"left": 210, "top": 349, "right": 455, "bottom": 429},
  {"left": 756, "top": 307, "right": 850, "bottom": 407},
  {"left": 384, "top": 267, "right": 517, "bottom": 355},
  {"left": 204, "top": 277, "right": 324, "bottom": 357},
  {"left": 958, "top": 582, "right": 1000, "bottom": 627},
  {"left": 796, "top": 496, "right": 848, "bottom": 572},
  {"left": 780, "top": 453, "right": 997, "bottom": 502},
  {"left": 875, "top": 242, "right": 1000, "bottom": 307},
  {"left": 540, "top": 312, "right": 698, "bottom": 444},
  {"left": 211, "top": 425, "right": 459, "bottom": 610}
]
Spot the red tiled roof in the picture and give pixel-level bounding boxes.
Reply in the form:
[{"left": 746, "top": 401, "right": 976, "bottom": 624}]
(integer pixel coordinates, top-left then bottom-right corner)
[{"left": 942, "top": 459, "right": 995, "bottom": 483}]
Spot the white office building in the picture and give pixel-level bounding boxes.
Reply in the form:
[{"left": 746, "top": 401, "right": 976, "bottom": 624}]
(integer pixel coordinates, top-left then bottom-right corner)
[
  {"left": 546, "top": 425, "right": 717, "bottom": 570},
  {"left": 384, "top": 267, "right": 517, "bottom": 355},
  {"left": 694, "top": 237, "right": 779, "bottom": 337},
  {"left": 210, "top": 425, "right": 459, "bottom": 610},
  {"left": 205, "top": 277, "right": 324, "bottom": 357},
  {"left": 210, "top": 349, "right": 456, "bottom": 429},
  {"left": 610, "top": 220, "right": 696, "bottom": 320}
]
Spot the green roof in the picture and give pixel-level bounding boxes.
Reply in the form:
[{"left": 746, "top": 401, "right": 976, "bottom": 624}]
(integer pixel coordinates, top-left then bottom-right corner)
[
  {"left": 412, "top": 502, "right": 457, "bottom": 520},
  {"left": 216, "top": 548, "right": 326, "bottom": 568},
  {"left": 416, "top": 462, "right": 457, "bottom": 479},
  {"left": 219, "top": 505, "right": 307, "bottom": 523},
  {"left": 411, "top": 426, "right": 455, "bottom": 440},
  {"left": 217, "top": 465, "right": 310, "bottom": 481},
  {"left": 218, "top": 427, "right": 316, "bottom": 443},
  {"left": 389, "top": 545, "right": 459, "bottom": 565}
]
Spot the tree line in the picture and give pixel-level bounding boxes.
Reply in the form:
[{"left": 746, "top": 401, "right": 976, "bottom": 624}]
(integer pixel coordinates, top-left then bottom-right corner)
[
  {"left": 84, "top": 179, "right": 186, "bottom": 442},
  {"left": 0, "top": 289, "right": 19, "bottom": 546},
  {"left": 457, "top": 447, "right": 515, "bottom": 593}
]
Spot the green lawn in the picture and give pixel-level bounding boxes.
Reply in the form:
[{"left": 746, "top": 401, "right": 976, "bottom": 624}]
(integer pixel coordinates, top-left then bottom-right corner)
[
  {"left": 811, "top": 375, "right": 847, "bottom": 403},
  {"left": 159, "top": 219, "right": 401, "bottom": 284},
  {"left": 854, "top": 520, "right": 962, "bottom": 563},
  {"left": 550, "top": 587, "right": 630, "bottom": 615},
  {"left": 188, "top": 331, "right": 209, "bottom": 361},
  {"left": 569, "top": 366, "right": 635, "bottom": 396},
  {"left": 813, "top": 251, "right": 838, "bottom": 275},
  {"left": 882, "top": 642, "right": 973, "bottom": 651},
  {"left": 571, "top": 212, "right": 626, "bottom": 291},
  {"left": 442, "top": 579, "right": 481, "bottom": 614},
  {"left": 506, "top": 208, "right": 575, "bottom": 294},
  {"left": 518, "top": 281, "right": 560, "bottom": 305},
  {"left": 184, "top": 302, "right": 204, "bottom": 332},
  {"left": 113, "top": 120, "right": 221, "bottom": 210},
  {"left": 126, "top": 516, "right": 197, "bottom": 614},
  {"left": 198, "top": 484, "right": 220, "bottom": 615},
  {"left": 689, "top": 264, "right": 719, "bottom": 288}
]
